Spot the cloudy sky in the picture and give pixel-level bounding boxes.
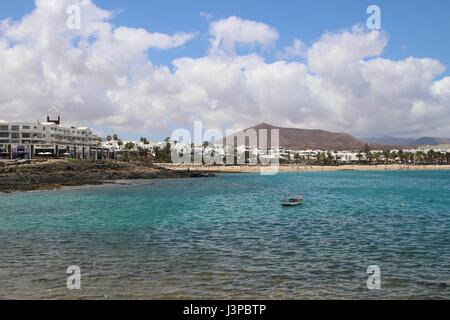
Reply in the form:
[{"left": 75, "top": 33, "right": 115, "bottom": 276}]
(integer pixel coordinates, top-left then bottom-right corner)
[{"left": 1, "top": 0, "right": 450, "bottom": 140}]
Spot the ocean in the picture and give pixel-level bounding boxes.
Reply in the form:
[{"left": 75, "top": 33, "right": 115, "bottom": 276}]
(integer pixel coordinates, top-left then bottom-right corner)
[{"left": 0, "top": 171, "right": 449, "bottom": 299}]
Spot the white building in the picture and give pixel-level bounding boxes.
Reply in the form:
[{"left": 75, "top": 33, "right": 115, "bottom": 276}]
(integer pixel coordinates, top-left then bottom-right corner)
[
  {"left": 0, "top": 115, "right": 102, "bottom": 159},
  {"left": 102, "top": 139, "right": 156, "bottom": 154}
]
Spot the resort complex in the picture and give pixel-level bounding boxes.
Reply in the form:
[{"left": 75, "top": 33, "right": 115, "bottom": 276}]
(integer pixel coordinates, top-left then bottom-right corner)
[
  {"left": 1, "top": 112, "right": 450, "bottom": 166},
  {"left": 0, "top": 113, "right": 102, "bottom": 160}
]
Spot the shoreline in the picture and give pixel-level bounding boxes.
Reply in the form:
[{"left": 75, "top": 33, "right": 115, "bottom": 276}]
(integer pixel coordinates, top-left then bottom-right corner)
[
  {"left": 0, "top": 159, "right": 214, "bottom": 193},
  {"left": 158, "top": 163, "right": 450, "bottom": 173},
  {"left": 1, "top": 160, "right": 449, "bottom": 193}
]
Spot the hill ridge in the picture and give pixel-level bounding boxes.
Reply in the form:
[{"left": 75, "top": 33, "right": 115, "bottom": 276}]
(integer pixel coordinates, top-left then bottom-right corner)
[{"left": 222, "top": 123, "right": 383, "bottom": 150}]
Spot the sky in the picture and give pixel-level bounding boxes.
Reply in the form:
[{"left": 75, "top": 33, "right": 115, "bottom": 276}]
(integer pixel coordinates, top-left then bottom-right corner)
[{"left": 1, "top": 0, "right": 450, "bottom": 141}]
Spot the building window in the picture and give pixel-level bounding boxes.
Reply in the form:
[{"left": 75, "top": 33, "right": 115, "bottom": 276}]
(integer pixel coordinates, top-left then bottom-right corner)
[
  {"left": 11, "top": 125, "right": 19, "bottom": 131},
  {"left": 22, "top": 133, "right": 31, "bottom": 138},
  {"left": 0, "top": 125, "right": 8, "bottom": 131},
  {"left": 11, "top": 133, "right": 20, "bottom": 139},
  {"left": 22, "top": 126, "right": 31, "bottom": 130},
  {"left": 0, "top": 132, "right": 9, "bottom": 138}
]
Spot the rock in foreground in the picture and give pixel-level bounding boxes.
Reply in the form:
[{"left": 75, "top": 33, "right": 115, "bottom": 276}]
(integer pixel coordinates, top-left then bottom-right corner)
[{"left": 0, "top": 160, "right": 213, "bottom": 193}]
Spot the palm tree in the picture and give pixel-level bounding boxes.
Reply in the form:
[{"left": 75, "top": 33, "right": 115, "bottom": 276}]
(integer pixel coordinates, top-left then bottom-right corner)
[
  {"left": 391, "top": 151, "right": 398, "bottom": 163},
  {"left": 326, "top": 151, "right": 333, "bottom": 165},
  {"left": 363, "top": 144, "right": 372, "bottom": 163},
  {"left": 357, "top": 151, "right": 363, "bottom": 164},
  {"left": 373, "top": 152, "right": 381, "bottom": 164},
  {"left": 383, "top": 150, "right": 391, "bottom": 164},
  {"left": 113, "top": 134, "right": 118, "bottom": 141},
  {"left": 117, "top": 139, "right": 123, "bottom": 150},
  {"left": 397, "top": 149, "right": 404, "bottom": 164},
  {"left": 415, "top": 151, "right": 425, "bottom": 164},
  {"left": 320, "top": 152, "right": 327, "bottom": 165},
  {"left": 124, "top": 142, "right": 135, "bottom": 150},
  {"left": 107, "top": 135, "right": 112, "bottom": 142},
  {"left": 333, "top": 150, "right": 339, "bottom": 165},
  {"left": 427, "top": 150, "right": 435, "bottom": 164}
]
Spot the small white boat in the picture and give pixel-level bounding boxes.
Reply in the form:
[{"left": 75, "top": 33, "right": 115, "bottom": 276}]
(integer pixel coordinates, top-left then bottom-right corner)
[{"left": 281, "top": 195, "right": 303, "bottom": 206}]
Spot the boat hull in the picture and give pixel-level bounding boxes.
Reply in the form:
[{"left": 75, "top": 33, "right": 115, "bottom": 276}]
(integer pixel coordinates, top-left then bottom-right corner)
[
  {"left": 281, "top": 195, "right": 303, "bottom": 206},
  {"left": 282, "top": 202, "right": 302, "bottom": 206}
]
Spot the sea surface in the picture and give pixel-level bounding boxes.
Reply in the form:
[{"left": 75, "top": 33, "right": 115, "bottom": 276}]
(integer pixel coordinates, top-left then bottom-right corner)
[{"left": 0, "top": 171, "right": 449, "bottom": 300}]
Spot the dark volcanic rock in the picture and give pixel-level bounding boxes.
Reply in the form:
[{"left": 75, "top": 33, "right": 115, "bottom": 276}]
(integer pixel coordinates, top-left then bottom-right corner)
[{"left": 0, "top": 160, "right": 211, "bottom": 193}]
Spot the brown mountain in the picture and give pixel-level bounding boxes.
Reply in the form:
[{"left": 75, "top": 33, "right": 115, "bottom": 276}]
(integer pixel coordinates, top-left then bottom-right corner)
[{"left": 222, "top": 123, "right": 383, "bottom": 150}]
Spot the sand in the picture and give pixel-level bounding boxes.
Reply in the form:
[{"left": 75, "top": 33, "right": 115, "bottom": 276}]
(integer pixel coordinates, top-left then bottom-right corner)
[{"left": 158, "top": 163, "right": 450, "bottom": 173}]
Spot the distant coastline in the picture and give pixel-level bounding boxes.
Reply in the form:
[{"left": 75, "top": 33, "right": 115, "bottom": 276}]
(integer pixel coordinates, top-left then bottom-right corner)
[
  {"left": 158, "top": 163, "right": 450, "bottom": 173},
  {"left": 1, "top": 159, "right": 450, "bottom": 193}
]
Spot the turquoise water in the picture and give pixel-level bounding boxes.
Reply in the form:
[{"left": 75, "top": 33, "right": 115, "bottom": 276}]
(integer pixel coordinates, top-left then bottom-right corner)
[{"left": 0, "top": 171, "right": 449, "bottom": 299}]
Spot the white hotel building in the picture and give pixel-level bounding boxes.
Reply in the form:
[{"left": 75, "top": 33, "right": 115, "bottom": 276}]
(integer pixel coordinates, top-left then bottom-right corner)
[{"left": 0, "top": 115, "right": 102, "bottom": 160}]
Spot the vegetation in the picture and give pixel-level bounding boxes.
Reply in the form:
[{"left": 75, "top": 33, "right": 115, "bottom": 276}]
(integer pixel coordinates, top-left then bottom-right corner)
[
  {"left": 154, "top": 137, "right": 172, "bottom": 163},
  {"left": 282, "top": 148, "right": 450, "bottom": 166},
  {"left": 124, "top": 142, "right": 136, "bottom": 150},
  {"left": 140, "top": 137, "right": 150, "bottom": 145}
]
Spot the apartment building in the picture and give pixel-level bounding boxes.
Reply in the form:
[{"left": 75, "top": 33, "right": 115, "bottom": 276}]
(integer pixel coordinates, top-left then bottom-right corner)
[{"left": 0, "top": 115, "right": 102, "bottom": 159}]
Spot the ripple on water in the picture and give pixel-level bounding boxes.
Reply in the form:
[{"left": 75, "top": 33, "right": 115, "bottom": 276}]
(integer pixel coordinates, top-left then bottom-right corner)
[{"left": 0, "top": 171, "right": 449, "bottom": 299}]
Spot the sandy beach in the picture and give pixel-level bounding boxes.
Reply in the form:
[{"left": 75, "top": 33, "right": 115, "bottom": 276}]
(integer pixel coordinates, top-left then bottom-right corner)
[
  {"left": 158, "top": 163, "right": 450, "bottom": 173},
  {"left": 1, "top": 159, "right": 449, "bottom": 193}
]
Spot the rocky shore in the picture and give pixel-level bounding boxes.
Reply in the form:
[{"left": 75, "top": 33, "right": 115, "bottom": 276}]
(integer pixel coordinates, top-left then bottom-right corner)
[{"left": 0, "top": 159, "right": 213, "bottom": 193}]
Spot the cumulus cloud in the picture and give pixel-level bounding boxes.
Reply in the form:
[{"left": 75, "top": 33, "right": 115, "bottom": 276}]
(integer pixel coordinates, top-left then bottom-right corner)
[
  {"left": 278, "top": 39, "right": 306, "bottom": 60},
  {"left": 0, "top": 0, "right": 449, "bottom": 139},
  {"left": 0, "top": 0, "right": 194, "bottom": 132},
  {"left": 209, "top": 16, "right": 279, "bottom": 55},
  {"left": 432, "top": 77, "right": 450, "bottom": 100},
  {"left": 113, "top": 27, "right": 194, "bottom": 50}
]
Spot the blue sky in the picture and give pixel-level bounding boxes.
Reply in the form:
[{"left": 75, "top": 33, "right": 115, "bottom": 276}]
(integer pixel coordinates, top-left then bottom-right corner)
[{"left": 2, "top": 0, "right": 449, "bottom": 72}]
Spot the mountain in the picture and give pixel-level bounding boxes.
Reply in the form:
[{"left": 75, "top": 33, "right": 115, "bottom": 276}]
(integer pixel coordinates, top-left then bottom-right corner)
[
  {"left": 362, "top": 136, "right": 450, "bottom": 147},
  {"left": 362, "top": 136, "right": 415, "bottom": 147},
  {"left": 412, "top": 137, "right": 450, "bottom": 146},
  {"left": 221, "top": 123, "right": 379, "bottom": 150}
]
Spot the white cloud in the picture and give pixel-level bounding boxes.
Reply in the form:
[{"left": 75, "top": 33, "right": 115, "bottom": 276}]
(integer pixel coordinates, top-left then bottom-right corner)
[
  {"left": 307, "top": 26, "right": 387, "bottom": 77},
  {"left": 114, "top": 27, "right": 194, "bottom": 50},
  {"left": 278, "top": 39, "right": 306, "bottom": 60},
  {"left": 0, "top": 0, "right": 194, "bottom": 133},
  {"left": 0, "top": 1, "right": 449, "bottom": 139},
  {"left": 432, "top": 77, "right": 450, "bottom": 100},
  {"left": 200, "top": 11, "right": 213, "bottom": 21},
  {"left": 209, "top": 16, "right": 279, "bottom": 55}
]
